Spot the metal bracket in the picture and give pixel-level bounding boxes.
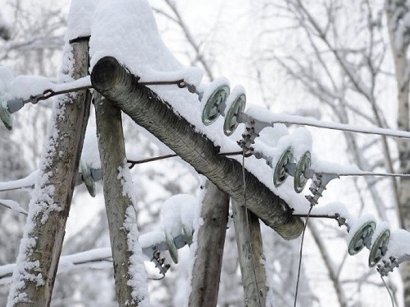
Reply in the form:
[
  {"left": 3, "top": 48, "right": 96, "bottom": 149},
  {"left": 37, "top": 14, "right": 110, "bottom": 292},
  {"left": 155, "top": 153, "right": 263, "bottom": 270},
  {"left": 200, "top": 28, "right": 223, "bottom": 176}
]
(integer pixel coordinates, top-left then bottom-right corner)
[
  {"left": 334, "top": 213, "right": 350, "bottom": 231},
  {"left": 0, "top": 101, "right": 13, "bottom": 130},
  {"left": 377, "top": 256, "right": 400, "bottom": 276},
  {"left": 151, "top": 250, "right": 171, "bottom": 277},
  {"left": 305, "top": 172, "right": 339, "bottom": 206}
]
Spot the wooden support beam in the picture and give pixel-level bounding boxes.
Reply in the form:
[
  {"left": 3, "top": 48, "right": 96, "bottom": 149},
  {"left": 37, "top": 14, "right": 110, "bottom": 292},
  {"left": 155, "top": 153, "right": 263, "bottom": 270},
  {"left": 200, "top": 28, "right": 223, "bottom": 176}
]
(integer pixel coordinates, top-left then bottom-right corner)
[
  {"left": 188, "top": 181, "right": 230, "bottom": 307},
  {"left": 90, "top": 56, "right": 303, "bottom": 240},
  {"left": 95, "top": 93, "right": 147, "bottom": 306},
  {"left": 7, "top": 39, "right": 91, "bottom": 306},
  {"left": 232, "top": 200, "right": 267, "bottom": 307}
]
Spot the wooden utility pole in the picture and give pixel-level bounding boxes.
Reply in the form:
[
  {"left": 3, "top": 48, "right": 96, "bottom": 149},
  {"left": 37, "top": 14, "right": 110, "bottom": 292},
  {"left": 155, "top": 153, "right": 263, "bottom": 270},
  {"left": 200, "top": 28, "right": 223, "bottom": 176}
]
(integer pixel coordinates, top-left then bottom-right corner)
[{"left": 7, "top": 38, "right": 91, "bottom": 306}]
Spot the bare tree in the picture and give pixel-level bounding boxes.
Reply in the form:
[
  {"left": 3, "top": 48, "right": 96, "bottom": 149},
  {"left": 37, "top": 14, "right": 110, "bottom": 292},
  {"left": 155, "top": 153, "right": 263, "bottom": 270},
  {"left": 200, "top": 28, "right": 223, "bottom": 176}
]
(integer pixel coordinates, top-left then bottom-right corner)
[
  {"left": 386, "top": 1, "right": 410, "bottom": 305},
  {"left": 251, "top": 0, "right": 407, "bottom": 305}
]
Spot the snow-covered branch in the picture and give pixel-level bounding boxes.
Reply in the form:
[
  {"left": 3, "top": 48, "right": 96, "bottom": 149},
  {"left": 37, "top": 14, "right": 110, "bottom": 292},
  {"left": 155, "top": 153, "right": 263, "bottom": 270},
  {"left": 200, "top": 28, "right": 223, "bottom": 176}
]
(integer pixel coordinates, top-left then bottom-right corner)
[{"left": 0, "top": 199, "right": 27, "bottom": 216}]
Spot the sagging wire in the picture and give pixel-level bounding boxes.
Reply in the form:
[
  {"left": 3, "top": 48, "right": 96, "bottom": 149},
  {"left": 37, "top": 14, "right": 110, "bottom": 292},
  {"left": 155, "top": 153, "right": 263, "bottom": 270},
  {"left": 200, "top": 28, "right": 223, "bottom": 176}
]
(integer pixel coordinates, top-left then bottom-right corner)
[
  {"left": 0, "top": 201, "right": 27, "bottom": 216},
  {"left": 321, "top": 171, "right": 410, "bottom": 178},
  {"left": 293, "top": 204, "right": 313, "bottom": 307},
  {"left": 381, "top": 275, "right": 395, "bottom": 307},
  {"left": 23, "top": 85, "right": 93, "bottom": 104},
  {"left": 127, "top": 150, "right": 242, "bottom": 168},
  {"left": 148, "top": 274, "right": 166, "bottom": 281},
  {"left": 0, "top": 151, "right": 243, "bottom": 200},
  {"left": 4, "top": 76, "right": 191, "bottom": 116}
]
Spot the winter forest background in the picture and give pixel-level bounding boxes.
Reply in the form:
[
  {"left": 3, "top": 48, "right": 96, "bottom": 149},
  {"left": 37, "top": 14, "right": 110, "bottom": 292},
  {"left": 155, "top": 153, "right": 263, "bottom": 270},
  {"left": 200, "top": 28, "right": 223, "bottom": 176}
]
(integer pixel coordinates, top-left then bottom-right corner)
[{"left": 1, "top": 0, "right": 410, "bottom": 306}]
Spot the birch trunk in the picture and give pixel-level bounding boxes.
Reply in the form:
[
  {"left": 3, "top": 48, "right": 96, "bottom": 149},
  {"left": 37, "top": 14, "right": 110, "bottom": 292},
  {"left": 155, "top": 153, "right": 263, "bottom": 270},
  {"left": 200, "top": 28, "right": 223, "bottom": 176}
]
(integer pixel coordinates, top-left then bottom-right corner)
[
  {"left": 7, "top": 39, "right": 91, "bottom": 306},
  {"left": 90, "top": 56, "right": 303, "bottom": 240},
  {"left": 188, "top": 181, "right": 229, "bottom": 307},
  {"left": 386, "top": 3, "right": 410, "bottom": 305}
]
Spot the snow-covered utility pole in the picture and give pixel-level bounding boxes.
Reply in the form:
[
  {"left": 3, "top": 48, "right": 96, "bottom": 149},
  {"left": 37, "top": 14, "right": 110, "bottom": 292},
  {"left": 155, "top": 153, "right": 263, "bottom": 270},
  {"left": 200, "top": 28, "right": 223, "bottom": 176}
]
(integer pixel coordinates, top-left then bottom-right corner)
[
  {"left": 94, "top": 93, "right": 149, "bottom": 306},
  {"left": 7, "top": 38, "right": 91, "bottom": 306},
  {"left": 90, "top": 56, "right": 304, "bottom": 240}
]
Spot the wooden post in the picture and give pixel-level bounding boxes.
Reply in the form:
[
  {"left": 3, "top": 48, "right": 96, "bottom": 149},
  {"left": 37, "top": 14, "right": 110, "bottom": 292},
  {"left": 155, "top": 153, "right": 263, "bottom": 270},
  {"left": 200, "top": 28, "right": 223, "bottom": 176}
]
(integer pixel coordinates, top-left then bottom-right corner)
[
  {"left": 188, "top": 181, "right": 230, "bottom": 307},
  {"left": 90, "top": 56, "right": 303, "bottom": 240},
  {"left": 94, "top": 93, "right": 147, "bottom": 306},
  {"left": 7, "top": 39, "right": 91, "bottom": 306},
  {"left": 232, "top": 200, "right": 267, "bottom": 307}
]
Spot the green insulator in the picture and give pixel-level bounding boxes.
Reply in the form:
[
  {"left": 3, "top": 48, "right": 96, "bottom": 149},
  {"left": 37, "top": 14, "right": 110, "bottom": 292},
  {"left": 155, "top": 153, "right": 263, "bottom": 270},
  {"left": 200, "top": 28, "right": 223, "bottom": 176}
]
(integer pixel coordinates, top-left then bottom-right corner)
[
  {"left": 273, "top": 147, "right": 294, "bottom": 187},
  {"left": 80, "top": 161, "right": 96, "bottom": 197},
  {"left": 0, "top": 101, "right": 12, "bottom": 130},
  {"left": 294, "top": 151, "right": 311, "bottom": 193},
  {"left": 182, "top": 226, "right": 193, "bottom": 246},
  {"left": 165, "top": 233, "right": 179, "bottom": 264},
  {"left": 348, "top": 221, "right": 376, "bottom": 255},
  {"left": 369, "top": 229, "right": 390, "bottom": 267},
  {"left": 201, "top": 84, "right": 230, "bottom": 126},
  {"left": 223, "top": 92, "right": 246, "bottom": 136}
]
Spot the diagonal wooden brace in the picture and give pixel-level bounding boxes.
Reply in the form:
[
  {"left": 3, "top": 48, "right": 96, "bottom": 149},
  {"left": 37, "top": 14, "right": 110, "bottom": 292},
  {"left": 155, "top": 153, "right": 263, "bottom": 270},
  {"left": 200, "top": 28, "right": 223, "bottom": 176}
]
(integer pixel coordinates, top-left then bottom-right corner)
[{"left": 90, "top": 56, "right": 304, "bottom": 240}]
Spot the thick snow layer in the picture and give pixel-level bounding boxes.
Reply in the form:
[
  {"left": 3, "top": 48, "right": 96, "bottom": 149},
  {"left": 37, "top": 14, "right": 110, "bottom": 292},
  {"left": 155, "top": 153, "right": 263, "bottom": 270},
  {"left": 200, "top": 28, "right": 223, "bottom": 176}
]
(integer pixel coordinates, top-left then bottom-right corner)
[
  {"left": 91, "top": 0, "right": 181, "bottom": 75},
  {"left": 52, "top": 76, "right": 91, "bottom": 92},
  {"left": 117, "top": 161, "right": 150, "bottom": 305},
  {"left": 0, "top": 66, "right": 14, "bottom": 116},
  {"left": 257, "top": 124, "right": 288, "bottom": 147},
  {"left": 118, "top": 162, "right": 139, "bottom": 205},
  {"left": 346, "top": 213, "right": 376, "bottom": 246},
  {"left": 141, "top": 66, "right": 203, "bottom": 86},
  {"left": 0, "top": 66, "right": 14, "bottom": 92},
  {"left": 59, "top": 248, "right": 112, "bottom": 273},
  {"left": 179, "top": 196, "right": 200, "bottom": 234},
  {"left": 9, "top": 75, "right": 53, "bottom": 99},
  {"left": 0, "top": 170, "right": 39, "bottom": 192},
  {"left": 0, "top": 199, "right": 27, "bottom": 215},
  {"left": 383, "top": 229, "right": 410, "bottom": 259},
  {"left": 160, "top": 194, "right": 199, "bottom": 237},
  {"left": 247, "top": 107, "right": 410, "bottom": 139},
  {"left": 81, "top": 124, "right": 101, "bottom": 169},
  {"left": 66, "top": 0, "right": 98, "bottom": 41},
  {"left": 139, "top": 231, "right": 165, "bottom": 249},
  {"left": 124, "top": 207, "right": 150, "bottom": 306},
  {"left": 288, "top": 127, "right": 312, "bottom": 158},
  {"left": 8, "top": 75, "right": 91, "bottom": 100},
  {"left": 311, "top": 159, "right": 363, "bottom": 175}
]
